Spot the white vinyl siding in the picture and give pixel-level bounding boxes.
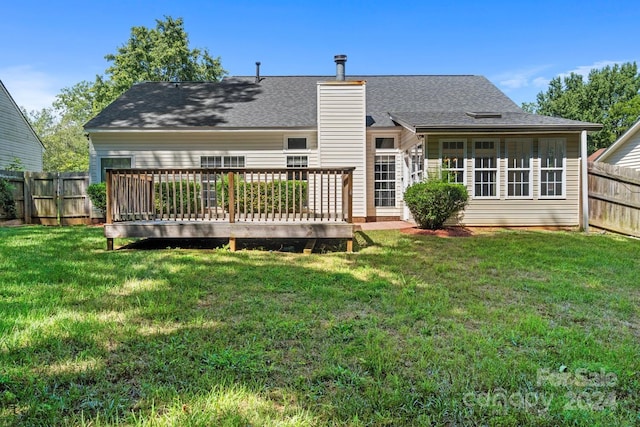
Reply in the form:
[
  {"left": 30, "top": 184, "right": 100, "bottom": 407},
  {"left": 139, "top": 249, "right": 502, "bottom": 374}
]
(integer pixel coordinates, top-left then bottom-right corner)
[
  {"left": 505, "top": 139, "right": 533, "bottom": 198},
  {"left": 603, "top": 133, "right": 640, "bottom": 172},
  {"left": 88, "top": 131, "right": 318, "bottom": 184},
  {"left": 0, "top": 83, "right": 44, "bottom": 171},
  {"left": 440, "top": 139, "right": 466, "bottom": 184},
  {"left": 472, "top": 139, "right": 499, "bottom": 199},
  {"left": 317, "top": 81, "right": 366, "bottom": 218},
  {"left": 539, "top": 138, "right": 566, "bottom": 198}
]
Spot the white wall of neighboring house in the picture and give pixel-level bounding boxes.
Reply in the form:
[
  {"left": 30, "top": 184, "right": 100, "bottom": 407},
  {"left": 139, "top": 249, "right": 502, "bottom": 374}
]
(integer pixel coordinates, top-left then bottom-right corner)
[
  {"left": 0, "top": 81, "right": 44, "bottom": 171},
  {"left": 599, "top": 120, "right": 640, "bottom": 171}
]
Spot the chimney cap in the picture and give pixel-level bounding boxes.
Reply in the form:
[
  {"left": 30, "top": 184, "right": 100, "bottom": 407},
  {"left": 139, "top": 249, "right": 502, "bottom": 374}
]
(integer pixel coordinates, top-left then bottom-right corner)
[{"left": 334, "top": 54, "right": 347, "bottom": 63}]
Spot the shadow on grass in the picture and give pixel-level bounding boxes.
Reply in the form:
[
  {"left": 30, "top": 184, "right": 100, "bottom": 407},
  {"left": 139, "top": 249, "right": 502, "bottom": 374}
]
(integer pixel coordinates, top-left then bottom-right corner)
[{"left": 119, "top": 237, "right": 347, "bottom": 253}]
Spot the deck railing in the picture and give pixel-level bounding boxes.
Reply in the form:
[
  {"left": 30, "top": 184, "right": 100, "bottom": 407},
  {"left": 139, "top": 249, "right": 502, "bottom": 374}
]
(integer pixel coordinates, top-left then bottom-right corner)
[{"left": 106, "top": 168, "right": 354, "bottom": 224}]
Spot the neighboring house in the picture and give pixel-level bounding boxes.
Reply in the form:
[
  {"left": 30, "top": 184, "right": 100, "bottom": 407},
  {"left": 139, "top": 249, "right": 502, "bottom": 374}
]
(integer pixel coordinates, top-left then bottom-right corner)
[
  {"left": 596, "top": 117, "right": 640, "bottom": 171},
  {"left": 85, "top": 55, "right": 601, "bottom": 227},
  {"left": 0, "top": 80, "right": 44, "bottom": 171}
]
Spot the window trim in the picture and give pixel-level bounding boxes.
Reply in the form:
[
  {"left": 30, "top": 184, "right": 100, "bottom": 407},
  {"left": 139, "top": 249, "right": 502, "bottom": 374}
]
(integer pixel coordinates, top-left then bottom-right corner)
[
  {"left": 439, "top": 139, "right": 467, "bottom": 185},
  {"left": 100, "top": 156, "right": 133, "bottom": 182},
  {"left": 505, "top": 138, "right": 533, "bottom": 200},
  {"left": 374, "top": 154, "right": 397, "bottom": 208},
  {"left": 472, "top": 138, "right": 500, "bottom": 199},
  {"left": 538, "top": 138, "right": 566, "bottom": 199},
  {"left": 283, "top": 134, "right": 311, "bottom": 152}
]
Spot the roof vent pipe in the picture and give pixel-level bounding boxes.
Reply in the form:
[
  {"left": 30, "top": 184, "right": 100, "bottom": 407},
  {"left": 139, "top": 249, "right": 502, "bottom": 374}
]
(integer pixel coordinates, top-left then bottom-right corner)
[
  {"left": 255, "top": 61, "right": 261, "bottom": 83},
  {"left": 334, "top": 54, "right": 347, "bottom": 81}
]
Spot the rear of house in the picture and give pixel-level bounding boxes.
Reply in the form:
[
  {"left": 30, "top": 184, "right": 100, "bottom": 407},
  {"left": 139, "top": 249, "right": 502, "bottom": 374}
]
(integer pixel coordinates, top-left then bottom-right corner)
[{"left": 85, "top": 55, "right": 600, "bottom": 227}]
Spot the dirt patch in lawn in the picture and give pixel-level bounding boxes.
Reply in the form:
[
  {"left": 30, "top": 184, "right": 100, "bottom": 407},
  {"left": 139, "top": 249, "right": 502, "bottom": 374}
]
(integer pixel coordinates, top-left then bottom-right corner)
[{"left": 400, "top": 226, "right": 475, "bottom": 237}]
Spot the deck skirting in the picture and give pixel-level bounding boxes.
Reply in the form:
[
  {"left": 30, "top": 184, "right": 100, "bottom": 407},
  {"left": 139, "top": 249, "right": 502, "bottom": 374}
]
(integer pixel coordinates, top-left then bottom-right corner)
[{"left": 105, "top": 221, "right": 354, "bottom": 252}]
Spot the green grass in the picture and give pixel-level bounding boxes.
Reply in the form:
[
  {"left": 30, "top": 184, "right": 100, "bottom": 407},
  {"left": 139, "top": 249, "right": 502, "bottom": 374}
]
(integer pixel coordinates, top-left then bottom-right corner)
[{"left": 0, "top": 226, "right": 639, "bottom": 426}]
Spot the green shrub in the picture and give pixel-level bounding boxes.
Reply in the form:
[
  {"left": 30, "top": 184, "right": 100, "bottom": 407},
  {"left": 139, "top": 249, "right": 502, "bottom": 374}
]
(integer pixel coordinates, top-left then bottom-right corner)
[
  {"left": 404, "top": 179, "right": 468, "bottom": 229},
  {"left": 0, "top": 178, "right": 17, "bottom": 219},
  {"left": 216, "top": 178, "right": 307, "bottom": 213},
  {"left": 87, "top": 182, "right": 107, "bottom": 214},
  {"left": 154, "top": 181, "right": 201, "bottom": 214}
]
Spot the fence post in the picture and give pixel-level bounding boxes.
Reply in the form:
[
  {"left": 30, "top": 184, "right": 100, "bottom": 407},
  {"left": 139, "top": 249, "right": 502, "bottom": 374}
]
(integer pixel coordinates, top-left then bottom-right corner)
[{"left": 22, "top": 172, "right": 32, "bottom": 223}]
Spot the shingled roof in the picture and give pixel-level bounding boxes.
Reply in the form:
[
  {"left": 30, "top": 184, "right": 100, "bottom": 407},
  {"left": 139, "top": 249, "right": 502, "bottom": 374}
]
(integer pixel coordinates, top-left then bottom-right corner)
[{"left": 84, "top": 75, "right": 600, "bottom": 131}]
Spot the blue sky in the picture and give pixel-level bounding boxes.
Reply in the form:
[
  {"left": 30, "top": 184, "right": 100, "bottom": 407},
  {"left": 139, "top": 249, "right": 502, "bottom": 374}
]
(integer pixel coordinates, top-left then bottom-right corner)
[{"left": 1, "top": 0, "right": 639, "bottom": 112}]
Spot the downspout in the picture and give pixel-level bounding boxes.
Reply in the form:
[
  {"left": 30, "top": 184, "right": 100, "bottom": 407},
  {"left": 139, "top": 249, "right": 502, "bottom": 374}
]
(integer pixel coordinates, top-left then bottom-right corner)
[{"left": 580, "top": 130, "right": 589, "bottom": 232}]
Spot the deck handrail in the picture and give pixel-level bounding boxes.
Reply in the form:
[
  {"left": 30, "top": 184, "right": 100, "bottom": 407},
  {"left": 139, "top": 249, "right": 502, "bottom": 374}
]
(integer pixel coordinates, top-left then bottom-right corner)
[{"left": 105, "top": 168, "right": 354, "bottom": 225}]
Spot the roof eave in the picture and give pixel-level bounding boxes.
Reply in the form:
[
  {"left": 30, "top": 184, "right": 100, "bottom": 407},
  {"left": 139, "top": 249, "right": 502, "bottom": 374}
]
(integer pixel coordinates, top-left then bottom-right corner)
[
  {"left": 85, "top": 126, "right": 318, "bottom": 133},
  {"left": 414, "top": 124, "right": 603, "bottom": 133}
]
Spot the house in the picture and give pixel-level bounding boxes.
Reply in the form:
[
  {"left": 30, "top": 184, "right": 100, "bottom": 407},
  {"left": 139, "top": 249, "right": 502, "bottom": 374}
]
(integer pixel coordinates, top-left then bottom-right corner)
[
  {"left": 85, "top": 55, "right": 601, "bottom": 230},
  {"left": 596, "top": 117, "right": 640, "bottom": 171},
  {"left": 0, "top": 80, "right": 44, "bottom": 171}
]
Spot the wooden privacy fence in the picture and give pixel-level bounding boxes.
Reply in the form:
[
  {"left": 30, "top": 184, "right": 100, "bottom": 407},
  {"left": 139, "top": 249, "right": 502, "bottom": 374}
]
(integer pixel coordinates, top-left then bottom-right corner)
[
  {"left": 0, "top": 170, "right": 90, "bottom": 225},
  {"left": 588, "top": 161, "right": 640, "bottom": 237},
  {"left": 106, "top": 168, "right": 354, "bottom": 224}
]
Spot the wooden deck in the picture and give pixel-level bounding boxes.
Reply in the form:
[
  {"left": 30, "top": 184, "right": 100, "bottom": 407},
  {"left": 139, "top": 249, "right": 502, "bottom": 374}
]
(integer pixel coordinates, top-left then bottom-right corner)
[{"left": 104, "top": 168, "right": 355, "bottom": 251}]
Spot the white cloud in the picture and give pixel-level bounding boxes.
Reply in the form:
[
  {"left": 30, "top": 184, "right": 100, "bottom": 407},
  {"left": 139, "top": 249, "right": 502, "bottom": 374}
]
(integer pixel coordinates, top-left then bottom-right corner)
[
  {"left": 0, "top": 66, "right": 59, "bottom": 113},
  {"left": 560, "top": 60, "right": 627, "bottom": 79},
  {"left": 532, "top": 77, "right": 550, "bottom": 88},
  {"left": 494, "top": 65, "right": 552, "bottom": 91}
]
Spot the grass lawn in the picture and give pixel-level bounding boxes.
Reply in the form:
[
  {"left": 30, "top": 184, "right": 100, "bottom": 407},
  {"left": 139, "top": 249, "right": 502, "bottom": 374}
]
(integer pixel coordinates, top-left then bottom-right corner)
[{"left": 0, "top": 226, "right": 639, "bottom": 426}]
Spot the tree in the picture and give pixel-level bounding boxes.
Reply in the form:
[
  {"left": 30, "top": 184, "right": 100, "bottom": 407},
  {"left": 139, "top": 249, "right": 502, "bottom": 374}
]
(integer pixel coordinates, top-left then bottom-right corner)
[
  {"left": 34, "top": 16, "right": 226, "bottom": 171},
  {"left": 523, "top": 62, "right": 640, "bottom": 153},
  {"left": 91, "top": 15, "right": 226, "bottom": 115},
  {"left": 26, "top": 107, "right": 89, "bottom": 172}
]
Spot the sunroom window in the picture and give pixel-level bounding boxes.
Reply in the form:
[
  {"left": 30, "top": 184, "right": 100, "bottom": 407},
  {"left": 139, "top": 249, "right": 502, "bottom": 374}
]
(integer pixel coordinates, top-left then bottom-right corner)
[
  {"left": 473, "top": 139, "right": 499, "bottom": 198},
  {"left": 539, "top": 138, "right": 565, "bottom": 198}
]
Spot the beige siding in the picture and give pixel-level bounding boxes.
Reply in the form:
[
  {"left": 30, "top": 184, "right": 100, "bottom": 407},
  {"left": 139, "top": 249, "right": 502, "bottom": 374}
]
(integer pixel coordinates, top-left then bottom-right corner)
[
  {"left": 605, "top": 132, "right": 640, "bottom": 171},
  {"left": 317, "top": 82, "right": 366, "bottom": 218},
  {"left": 399, "top": 128, "right": 421, "bottom": 151},
  {"left": 0, "top": 83, "right": 43, "bottom": 171},
  {"left": 89, "top": 131, "right": 318, "bottom": 184},
  {"left": 425, "top": 133, "right": 581, "bottom": 226}
]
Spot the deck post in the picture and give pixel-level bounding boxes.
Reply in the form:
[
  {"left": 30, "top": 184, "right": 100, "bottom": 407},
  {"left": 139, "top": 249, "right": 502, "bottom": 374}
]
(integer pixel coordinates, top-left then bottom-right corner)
[
  {"left": 229, "top": 237, "right": 237, "bottom": 252},
  {"left": 343, "top": 169, "right": 353, "bottom": 223},
  {"left": 346, "top": 238, "right": 353, "bottom": 253},
  {"left": 228, "top": 171, "right": 235, "bottom": 223},
  {"left": 105, "top": 170, "right": 113, "bottom": 225}
]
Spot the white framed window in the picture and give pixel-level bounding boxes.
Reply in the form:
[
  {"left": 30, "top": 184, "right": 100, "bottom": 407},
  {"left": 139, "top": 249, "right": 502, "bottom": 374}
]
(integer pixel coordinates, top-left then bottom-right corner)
[
  {"left": 284, "top": 135, "right": 309, "bottom": 151},
  {"left": 440, "top": 139, "right": 466, "bottom": 184},
  {"left": 200, "top": 156, "right": 245, "bottom": 207},
  {"left": 200, "top": 156, "right": 245, "bottom": 168},
  {"left": 539, "top": 138, "right": 566, "bottom": 198},
  {"left": 473, "top": 139, "right": 499, "bottom": 198},
  {"left": 286, "top": 155, "right": 308, "bottom": 180},
  {"left": 100, "top": 157, "right": 132, "bottom": 182},
  {"left": 374, "top": 155, "right": 396, "bottom": 207},
  {"left": 505, "top": 139, "right": 533, "bottom": 198}
]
